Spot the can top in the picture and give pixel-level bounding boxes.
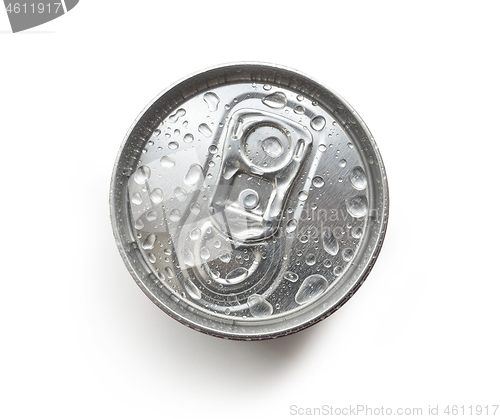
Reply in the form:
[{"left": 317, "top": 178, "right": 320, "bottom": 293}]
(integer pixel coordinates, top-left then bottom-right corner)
[{"left": 110, "top": 63, "right": 389, "bottom": 340}]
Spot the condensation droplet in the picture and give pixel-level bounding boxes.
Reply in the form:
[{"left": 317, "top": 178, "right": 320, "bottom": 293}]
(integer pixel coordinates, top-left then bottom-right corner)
[
  {"left": 169, "top": 108, "right": 186, "bottom": 123},
  {"left": 294, "top": 105, "right": 305, "bottom": 114},
  {"left": 312, "top": 176, "right": 325, "bottom": 188},
  {"left": 342, "top": 248, "right": 354, "bottom": 261},
  {"left": 131, "top": 192, "right": 142, "bottom": 205},
  {"left": 183, "top": 133, "right": 194, "bottom": 143},
  {"left": 160, "top": 155, "right": 175, "bottom": 168},
  {"left": 248, "top": 294, "right": 273, "bottom": 318},
  {"left": 334, "top": 266, "right": 343, "bottom": 276},
  {"left": 200, "top": 247, "right": 210, "bottom": 260},
  {"left": 190, "top": 202, "right": 201, "bottom": 215},
  {"left": 168, "top": 141, "right": 179, "bottom": 150},
  {"left": 226, "top": 267, "right": 249, "bottom": 284},
  {"left": 142, "top": 233, "right": 156, "bottom": 250},
  {"left": 322, "top": 229, "right": 339, "bottom": 256},
  {"left": 305, "top": 253, "right": 316, "bottom": 266},
  {"left": 134, "top": 166, "right": 151, "bottom": 184},
  {"left": 148, "top": 253, "right": 156, "bottom": 263},
  {"left": 146, "top": 210, "right": 157, "bottom": 222},
  {"left": 198, "top": 123, "right": 212, "bottom": 137},
  {"left": 184, "top": 164, "right": 203, "bottom": 186},
  {"left": 346, "top": 196, "right": 368, "bottom": 218},
  {"left": 310, "top": 115, "right": 326, "bottom": 131},
  {"left": 165, "top": 266, "right": 174, "bottom": 279},
  {"left": 295, "top": 274, "right": 328, "bottom": 305},
  {"left": 174, "top": 187, "right": 188, "bottom": 202},
  {"left": 284, "top": 271, "right": 299, "bottom": 282},
  {"left": 190, "top": 228, "right": 201, "bottom": 240},
  {"left": 286, "top": 219, "right": 297, "bottom": 233},
  {"left": 203, "top": 92, "right": 220, "bottom": 112},
  {"left": 262, "top": 92, "right": 287, "bottom": 109},
  {"left": 134, "top": 218, "right": 144, "bottom": 230},
  {"left": 349, "top": 167, "right": 367, "bottom": 190},
  {"left": 169, "top": 209, "right": 181, "bottom": 221},
  {"left": 298, "top": 190, "right": 308, "bottom": 201},
  {"left": 263, "top": 84, "right": 272, "bottom": 91},
  {"left": 339, "top": 159, "right": 347, "bottom": 168},
  {"left": 318, "top": 144, "right": 327, "bottom": 152},
  {"left": 352, "top": 227, "right": 363, "bottom": 239},
  {"left": 150, "top": 188, "right": 163, "bottom": 204}
]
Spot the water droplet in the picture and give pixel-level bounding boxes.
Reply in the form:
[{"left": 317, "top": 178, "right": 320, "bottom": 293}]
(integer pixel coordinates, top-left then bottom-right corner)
[
  {"left": 169, "top": 108, "right": 186, "bottom": 123},
  {"left": 168, "top": 141, "right": 179, "bottom": 150},
  {"left": 342, "top": 248, "right": 354, "bottom": 261},
  {"left": 248, "top": 294, "right": 273, "bottom": 318},
  {"left": 286, "top": 219, "right": 298, "bottom": 233},
  {"left": 131, "top": 192, "right": 142, "bottom": 205},
  {"left": 142, "top": 233, "right": 156, "bottom": 250},
  {"left": 322, "top": 229, "right": 339, "bottom": 256},
  {"left": 310, "top": 115, "right": 326, "bottom": 131},
  {"left": 262, "top": 91, "right": 287, "bottom": 109},
  {"left": 339, "top": 159, "right": 347, "bottom": 168},
  {"left": 208, "top": 145, "right": 218, "bottom": 154},
  {"left": 184, "top": 278, "right": 201, "bottom": 300},
  {"left": 263, "top": 84, "right": 272, "bottom": 91},
  {"left": 347, "top": 142, "right": 353, "bottom": 148},
  {"left": 294, "top": 105, "right": 305, "bottom": 114},
  {"left": 318, "top": 144, "right": 327, "bottom": 152},
  {"left": 203, "top": 92, "right": 220, "bottom": 112},
  {"left": 352, "top": 227, "right": 363, "bottom": 239},
  {"left": 312, "top": 176, "right": 325, "bottom": 188},
  {"left": 346, "top": 196, "right": 368, "bottom": 218},
  {"left": 261, "top": 136, "right": 283, "bottom": 157},
  {"left": 226, "top": 267, "right": 249, "bottom": 284},
  {"left": 305, "top": 253, "right": 316, "bottom": 266},
  {"left": 323, "top": 259, "right": 332, "bottom": 268},
  {"left": 190, "top": 228, "right": 201, "bottom": 240},
  {"left": 200, "top": 247, "right": 210, "bottom": 260},
  {"left": 190, "top": 202, "right": 201, "bottom": 215},
  {"left": 169, "top": 209, "right": 181, "bottom": 221},
  {"left": 300, "top": 235, "right": 309, "bottom": 244},
  {"left": 146, "top": 210, "right": 157, "bottom": 222},
  {"left": 150, "top": 188, "right": 163, "bottom": 204},
  {"left": 134, "top": 218, "right": 144, "bottom": 230},
  {"left": 148, "top": 253, "right": 156, "bottom": 263},
  {"left": 165, "top": 266, "right": 174, "bottom": 279},
  {"left": 284, "top": 271, "right": 299, "bottom": 282},
  {"left": 182, "top": 248, "right": 195, "bottom": 267},
  {"left": 160, "top": 155, "right": 175, "bottom": 168},
  {"left": 174, "top": 187, "right": 187, "bottom": 202},
  {"left": 349, "top": 167, "right": 367, "bottom": 190},
  {"left": 297, "top": 94, "right": 304, "bottom": 101},
  {"left": 183, "top": 133, "right": 194, "bottom": 143},
  {"left": 154, "top": 129, "right": 161, "bottom": 136},
  {"left": 333, "top": 266, "right": 343, "bottom": 276},
  {"left": 298, "top": 190, "right": 308, "bottom": 201},
  {"left": 295, "top": 274, "right": 328, "bottom": 305},
  {"left": 198, "top": 123, "right": 212, "bottom": 137},
  {"left": 184, "top": 164, "right": 203, "bottom": 186},
  {"left": 134, "top": 165, "right": 151, "bottom": 184},
  {"left": 219, "top": 252, "right": 231, "bottom": 263}
]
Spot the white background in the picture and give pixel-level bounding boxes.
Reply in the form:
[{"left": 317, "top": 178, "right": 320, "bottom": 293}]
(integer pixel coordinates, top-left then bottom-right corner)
[{"left": 1, "top": 1, "right": 499, "bottom": 418}]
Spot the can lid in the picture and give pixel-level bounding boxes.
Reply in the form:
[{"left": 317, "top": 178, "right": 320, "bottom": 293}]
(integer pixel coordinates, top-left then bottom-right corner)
[{"left": 110, "top": 63, "right": 389, "bottom": 340}]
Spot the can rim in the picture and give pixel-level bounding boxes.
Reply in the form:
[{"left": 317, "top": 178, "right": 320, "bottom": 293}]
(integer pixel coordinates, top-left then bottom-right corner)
[{"left": 109, "top": 62, "right": 389, "bottom": 340}]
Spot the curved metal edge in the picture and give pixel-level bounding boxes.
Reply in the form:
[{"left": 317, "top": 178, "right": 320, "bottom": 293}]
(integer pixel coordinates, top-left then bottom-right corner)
[{"left": 109, "top": 62, "right": 390, "bottom": 341}]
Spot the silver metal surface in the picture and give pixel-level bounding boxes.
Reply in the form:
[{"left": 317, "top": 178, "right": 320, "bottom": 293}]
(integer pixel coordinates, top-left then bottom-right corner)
[{"left": 110, "top": 63, "right": 389, "bottom": 340}]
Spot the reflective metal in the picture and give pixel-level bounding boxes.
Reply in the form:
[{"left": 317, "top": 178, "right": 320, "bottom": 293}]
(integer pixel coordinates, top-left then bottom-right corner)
[{"left": 110, "top": 63, "right": 389, "bottom": 340}]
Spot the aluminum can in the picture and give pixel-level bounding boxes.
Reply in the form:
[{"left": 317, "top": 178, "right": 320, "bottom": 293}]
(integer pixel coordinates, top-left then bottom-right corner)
[{"left": 110, "top": 63, "right": 389, "bottom": 340}]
